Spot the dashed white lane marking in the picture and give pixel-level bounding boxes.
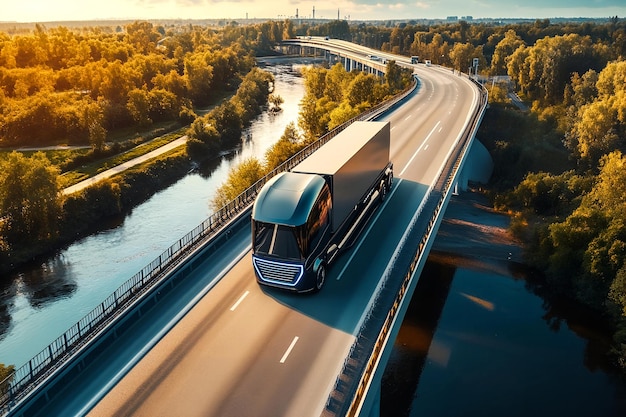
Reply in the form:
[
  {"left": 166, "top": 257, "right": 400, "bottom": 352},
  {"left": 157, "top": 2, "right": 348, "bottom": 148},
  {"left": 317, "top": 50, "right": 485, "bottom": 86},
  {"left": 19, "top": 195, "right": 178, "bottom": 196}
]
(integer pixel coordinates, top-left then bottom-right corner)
[
  {"left": 230, "top": 290, "right": 250, "bottom": 311},
  {"left": 280, "top": 336, "right": 299, "bottom": 363},
  {"left": 399, "top": 120, "right": 440, "bottom": 176}
]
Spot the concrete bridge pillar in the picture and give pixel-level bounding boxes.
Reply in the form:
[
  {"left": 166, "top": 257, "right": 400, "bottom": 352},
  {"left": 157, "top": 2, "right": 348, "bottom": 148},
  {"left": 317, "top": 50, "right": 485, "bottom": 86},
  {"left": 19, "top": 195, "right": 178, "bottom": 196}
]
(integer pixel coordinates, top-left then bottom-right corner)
[{"left": 455, "top": 138, "right": 493, "bottom": 192}]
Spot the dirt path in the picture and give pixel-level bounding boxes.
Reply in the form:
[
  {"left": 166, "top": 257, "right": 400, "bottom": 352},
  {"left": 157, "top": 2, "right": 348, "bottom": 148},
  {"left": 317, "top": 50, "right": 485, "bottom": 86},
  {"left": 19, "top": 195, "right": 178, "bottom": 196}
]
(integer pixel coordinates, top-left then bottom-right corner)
[{"left": 62, "top": 136, "right": 188, "bottom": 195}]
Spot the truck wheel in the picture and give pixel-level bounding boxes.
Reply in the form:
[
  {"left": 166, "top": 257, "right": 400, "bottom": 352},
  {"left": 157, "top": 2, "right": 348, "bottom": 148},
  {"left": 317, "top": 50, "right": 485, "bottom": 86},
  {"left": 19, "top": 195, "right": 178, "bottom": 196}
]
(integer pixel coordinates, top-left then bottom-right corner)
[{"left": 315, "top": 265, "right": 326, "bottom": 291}]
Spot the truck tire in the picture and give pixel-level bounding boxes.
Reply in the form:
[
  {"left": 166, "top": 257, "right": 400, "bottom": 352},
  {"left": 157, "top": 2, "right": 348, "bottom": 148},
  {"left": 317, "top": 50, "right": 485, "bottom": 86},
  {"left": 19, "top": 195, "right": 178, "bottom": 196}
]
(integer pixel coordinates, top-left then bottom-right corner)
[
  {"left": 380, "top": 181, "right": 388, "bottom": 201},
  {"left": 315, "top": 264, "right": 326, "bottom": 291}
]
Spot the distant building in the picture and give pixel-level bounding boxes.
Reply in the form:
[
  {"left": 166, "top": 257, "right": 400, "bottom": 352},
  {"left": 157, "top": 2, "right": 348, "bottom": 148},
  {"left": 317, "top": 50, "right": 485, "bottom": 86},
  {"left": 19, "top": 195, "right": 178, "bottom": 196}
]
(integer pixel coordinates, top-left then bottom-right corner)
[
  {"left": 461, "top": 16, "right": 473, "bottom": 21},
  {"left": 446, "top": 16, "right": 458, "bottom": 21}
]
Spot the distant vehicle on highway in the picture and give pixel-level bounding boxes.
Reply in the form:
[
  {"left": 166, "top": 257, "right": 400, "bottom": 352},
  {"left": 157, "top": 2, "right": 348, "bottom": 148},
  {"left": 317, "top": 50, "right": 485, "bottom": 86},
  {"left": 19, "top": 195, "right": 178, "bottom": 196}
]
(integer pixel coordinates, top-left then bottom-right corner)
[
  {"left": 411, "top": 56, "right": 419, "bottom": 64},
  {"left": 367, "top": 54, "right": 381, "bottom": 61}
]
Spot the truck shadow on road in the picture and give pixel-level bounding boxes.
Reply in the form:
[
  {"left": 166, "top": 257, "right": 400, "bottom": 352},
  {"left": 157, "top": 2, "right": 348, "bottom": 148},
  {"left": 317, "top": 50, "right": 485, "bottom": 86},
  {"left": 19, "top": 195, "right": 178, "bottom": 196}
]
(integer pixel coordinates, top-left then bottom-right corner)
[{"left": 262, "top": 179, "right": 431, "bottom": 335}]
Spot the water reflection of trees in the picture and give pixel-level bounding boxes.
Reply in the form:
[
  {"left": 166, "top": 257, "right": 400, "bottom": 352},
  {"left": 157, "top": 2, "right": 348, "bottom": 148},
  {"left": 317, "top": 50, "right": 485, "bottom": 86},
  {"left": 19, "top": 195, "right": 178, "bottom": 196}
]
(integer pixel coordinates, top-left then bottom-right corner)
[
  {"left": 19, "top": 256, "right": 77, "bottom": 309},
  {"left": 0, "top": 256, "right": 77, "bottom": 340},
  {"left": 381, "top": 259, "right": 456, "bottom": 417},
  {"left": 0, "top": 281, "right": 16, "bottom": 339},
  {"left": 517, "top": 262, "right": 616, "bottom": 373},
  {"left": 383, "top": 254, "right": 623, "bottom": 417}
]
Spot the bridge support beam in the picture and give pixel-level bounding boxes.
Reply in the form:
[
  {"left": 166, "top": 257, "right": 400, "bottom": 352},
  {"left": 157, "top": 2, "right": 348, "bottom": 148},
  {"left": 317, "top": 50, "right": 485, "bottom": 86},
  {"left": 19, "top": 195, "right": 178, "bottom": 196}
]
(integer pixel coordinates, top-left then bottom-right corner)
[
  {"left": 366, "top": 383, "right": 381, "bottom": 417},
  {"left": 454, "top": 138, "right": 493, "bottom": 192}
]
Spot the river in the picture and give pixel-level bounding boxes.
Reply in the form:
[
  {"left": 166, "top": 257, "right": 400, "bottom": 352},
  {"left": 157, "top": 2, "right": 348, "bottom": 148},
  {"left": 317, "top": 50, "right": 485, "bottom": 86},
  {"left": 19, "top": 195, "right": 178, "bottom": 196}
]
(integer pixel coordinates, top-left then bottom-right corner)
[
  {"left": 381, "top": 190, "right": 626, "bottom": 416},
  {"left": 0, "top": 60, "right": 308, "bottom": 368}
]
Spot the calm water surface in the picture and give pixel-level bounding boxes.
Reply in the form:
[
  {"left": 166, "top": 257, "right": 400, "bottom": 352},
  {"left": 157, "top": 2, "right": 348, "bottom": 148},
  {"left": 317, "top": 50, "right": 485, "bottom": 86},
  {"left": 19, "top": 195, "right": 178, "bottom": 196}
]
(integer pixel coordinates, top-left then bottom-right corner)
[
  {"left": 382, "top": 255, "right": 626, "bottom": 416},
  {"left": 0, "top": 62, "right": 306, "bottom": 367}
]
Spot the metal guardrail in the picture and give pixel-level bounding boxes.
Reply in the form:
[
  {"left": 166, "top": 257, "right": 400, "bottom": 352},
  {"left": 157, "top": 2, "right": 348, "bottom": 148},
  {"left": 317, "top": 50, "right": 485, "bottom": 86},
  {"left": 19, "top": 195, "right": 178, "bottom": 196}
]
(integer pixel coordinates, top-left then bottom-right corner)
[
  {"left": 0, "top": 72, "right": 418, "bottom": 415},
  {"left": 323, "top": 76, "right": 489, "bottom": 417}
]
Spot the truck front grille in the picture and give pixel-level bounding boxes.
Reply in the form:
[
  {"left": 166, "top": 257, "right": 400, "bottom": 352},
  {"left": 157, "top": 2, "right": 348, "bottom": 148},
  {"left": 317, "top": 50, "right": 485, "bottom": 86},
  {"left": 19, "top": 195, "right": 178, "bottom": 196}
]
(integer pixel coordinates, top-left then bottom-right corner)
[{"left": 253, "top": 257, "right": 304, "bottom": 286}]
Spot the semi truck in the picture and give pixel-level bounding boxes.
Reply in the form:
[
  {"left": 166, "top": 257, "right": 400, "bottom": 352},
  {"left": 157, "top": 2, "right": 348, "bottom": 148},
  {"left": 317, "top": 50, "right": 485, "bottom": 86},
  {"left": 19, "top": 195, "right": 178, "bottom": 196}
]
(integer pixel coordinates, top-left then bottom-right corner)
[{"left": 251, "top": 121, "right": 393, "bottom": 292}]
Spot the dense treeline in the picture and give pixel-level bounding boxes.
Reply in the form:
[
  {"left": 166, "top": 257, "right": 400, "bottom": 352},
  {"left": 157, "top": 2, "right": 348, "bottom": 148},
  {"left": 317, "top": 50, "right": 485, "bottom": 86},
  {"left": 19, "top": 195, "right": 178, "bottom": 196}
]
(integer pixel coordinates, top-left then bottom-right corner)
[
  {"left": 210, "top": 60, "right": 412, "bottom": 210},
  {"left": 0, "top": 20, "right": 295, "bottom": 148},
  {"left": 344, "top": 18, "right": 625, "bottom": 75},
  {"left": 493, "top": 58, "right": 626, "bottom": 368},
  {"left": 186, "top": 67, "right": 275, "bottom": 160},
  {"left": 0, "top": 20, "right": 292, "bottom": 274}
]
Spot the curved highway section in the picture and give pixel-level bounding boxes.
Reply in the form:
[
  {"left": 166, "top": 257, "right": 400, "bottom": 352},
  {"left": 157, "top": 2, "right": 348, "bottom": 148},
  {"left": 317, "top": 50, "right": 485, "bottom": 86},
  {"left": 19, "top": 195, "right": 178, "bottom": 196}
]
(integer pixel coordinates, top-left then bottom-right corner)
[{"left": 31, "top": 44, "right": 481, "bottom": 417}]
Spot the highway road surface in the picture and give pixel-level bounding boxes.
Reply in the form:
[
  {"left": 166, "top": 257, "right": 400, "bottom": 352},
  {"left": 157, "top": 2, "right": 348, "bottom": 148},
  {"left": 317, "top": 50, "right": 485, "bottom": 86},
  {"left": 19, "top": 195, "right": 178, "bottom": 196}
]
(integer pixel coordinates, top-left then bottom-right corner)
[{"left": 33, "top": 53, "right": 480, "bottom": 417}]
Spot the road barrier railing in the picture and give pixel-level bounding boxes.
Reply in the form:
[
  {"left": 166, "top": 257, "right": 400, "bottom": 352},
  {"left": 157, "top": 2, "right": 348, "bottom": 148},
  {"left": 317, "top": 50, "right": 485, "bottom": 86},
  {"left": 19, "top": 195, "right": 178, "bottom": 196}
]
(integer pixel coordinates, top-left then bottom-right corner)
[
  {"left": 323, "top": 75, "right": 488, "bottom": 417},
  {"left": 0, "top": 74, "right": 418, "bottom": 416}
]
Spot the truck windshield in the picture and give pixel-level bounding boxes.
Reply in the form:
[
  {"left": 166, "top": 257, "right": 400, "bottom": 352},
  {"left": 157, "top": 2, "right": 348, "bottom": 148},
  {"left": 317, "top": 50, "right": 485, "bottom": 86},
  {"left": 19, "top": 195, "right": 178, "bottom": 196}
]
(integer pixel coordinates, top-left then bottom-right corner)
[{"left": 253, "top": 221, "right": 304, "bottom": 260}]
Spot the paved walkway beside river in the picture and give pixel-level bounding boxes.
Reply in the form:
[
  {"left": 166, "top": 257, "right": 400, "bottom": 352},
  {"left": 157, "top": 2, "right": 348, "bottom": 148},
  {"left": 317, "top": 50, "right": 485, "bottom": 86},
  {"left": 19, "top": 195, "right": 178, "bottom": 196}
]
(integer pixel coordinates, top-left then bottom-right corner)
[{"left": 62, "top": 136, "right": 188, "bottom": 195}]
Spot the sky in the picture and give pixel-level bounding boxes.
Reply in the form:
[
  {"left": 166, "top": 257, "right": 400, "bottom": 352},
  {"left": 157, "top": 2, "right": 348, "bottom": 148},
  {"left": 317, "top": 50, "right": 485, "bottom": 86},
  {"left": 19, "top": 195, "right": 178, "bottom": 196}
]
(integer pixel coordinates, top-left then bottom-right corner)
[{"left": 2, "top": 0, "right": 625, "bottom": 23}]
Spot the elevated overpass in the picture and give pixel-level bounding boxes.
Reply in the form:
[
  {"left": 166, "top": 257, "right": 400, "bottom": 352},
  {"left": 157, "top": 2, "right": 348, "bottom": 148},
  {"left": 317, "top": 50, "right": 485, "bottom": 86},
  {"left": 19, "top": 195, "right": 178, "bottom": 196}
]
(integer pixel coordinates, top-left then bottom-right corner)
[{"left": 3, "top": 41, "right": 489, "bottom": 417}]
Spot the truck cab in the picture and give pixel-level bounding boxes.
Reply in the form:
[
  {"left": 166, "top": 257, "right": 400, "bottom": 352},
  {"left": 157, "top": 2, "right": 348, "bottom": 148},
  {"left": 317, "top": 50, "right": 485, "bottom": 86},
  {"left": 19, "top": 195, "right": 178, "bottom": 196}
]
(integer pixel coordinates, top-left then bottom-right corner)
[{"left": 251, "top": 172, "right": 332, "bottom": 291}]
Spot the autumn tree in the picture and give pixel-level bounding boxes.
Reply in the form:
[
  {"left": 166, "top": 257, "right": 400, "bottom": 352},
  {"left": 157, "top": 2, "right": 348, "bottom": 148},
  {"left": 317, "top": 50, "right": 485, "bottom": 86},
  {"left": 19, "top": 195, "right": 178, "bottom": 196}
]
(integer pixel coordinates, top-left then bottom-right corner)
[
  {"left": 184, "top": 51, "right": 214, "bottom": 106},
  {"left": 384, "top": 60, "right": 405, "bottom": 93},
  {"left": 567, "top": 61, "right": 626, "bottom": 165},
  {"left": 507, "top": 33, "right": 611, "bottom": 105},
  {"left": 450, "top": 42, "right": 486, "bottom": 73},
  {"left": 268, "top": 93, "right": 284, "bottom": 111},
  {"left": 490, "top": 29, "right": 525, "bottom": 75},
  {"left": 127, "top": 87, "right": 152, "bottom": 127},
  {"left": 323, "top": 63, "right": 349, "bottom": 103},
  {"left": 346, "top": 73, "right": 377, "bottom": 107},
  {"left": 210, "top": 157, "right": 264, "bottom": 211},
  {"left": 264, "top": 122, "right": 305, "bottom": 171},
  {"left": 0, "top": 363, "right": 15, "bottom": 394},
  {"left": 0, "top": 152, "right": 61, "bottom": 244},
  {"left": 85, "top": 101, "right": 107, "bottom": 152},
  {"left": 124, "top": 21, "right": 161, "bottom": 54}
]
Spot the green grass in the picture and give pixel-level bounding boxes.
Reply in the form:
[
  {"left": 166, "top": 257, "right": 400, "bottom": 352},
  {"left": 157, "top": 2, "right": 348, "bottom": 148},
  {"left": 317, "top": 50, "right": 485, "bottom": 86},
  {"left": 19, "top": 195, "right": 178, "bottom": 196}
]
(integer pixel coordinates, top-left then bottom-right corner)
[
  {"left": 0, "top": 147, "right": 91, "bottom": 164},
  {"left": 59, "top": 129, "right": 188, "bottom": 187},
  {"left": 97, "top": 131, "right": 186, "bottom": 171}
]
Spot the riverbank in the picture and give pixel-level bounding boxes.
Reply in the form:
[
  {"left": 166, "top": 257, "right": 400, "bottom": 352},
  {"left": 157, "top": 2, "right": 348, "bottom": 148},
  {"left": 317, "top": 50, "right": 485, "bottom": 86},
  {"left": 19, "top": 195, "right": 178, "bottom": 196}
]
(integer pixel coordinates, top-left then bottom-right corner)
[{"left": 430, "top": 187, "right": 523, "bottom": 265}]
